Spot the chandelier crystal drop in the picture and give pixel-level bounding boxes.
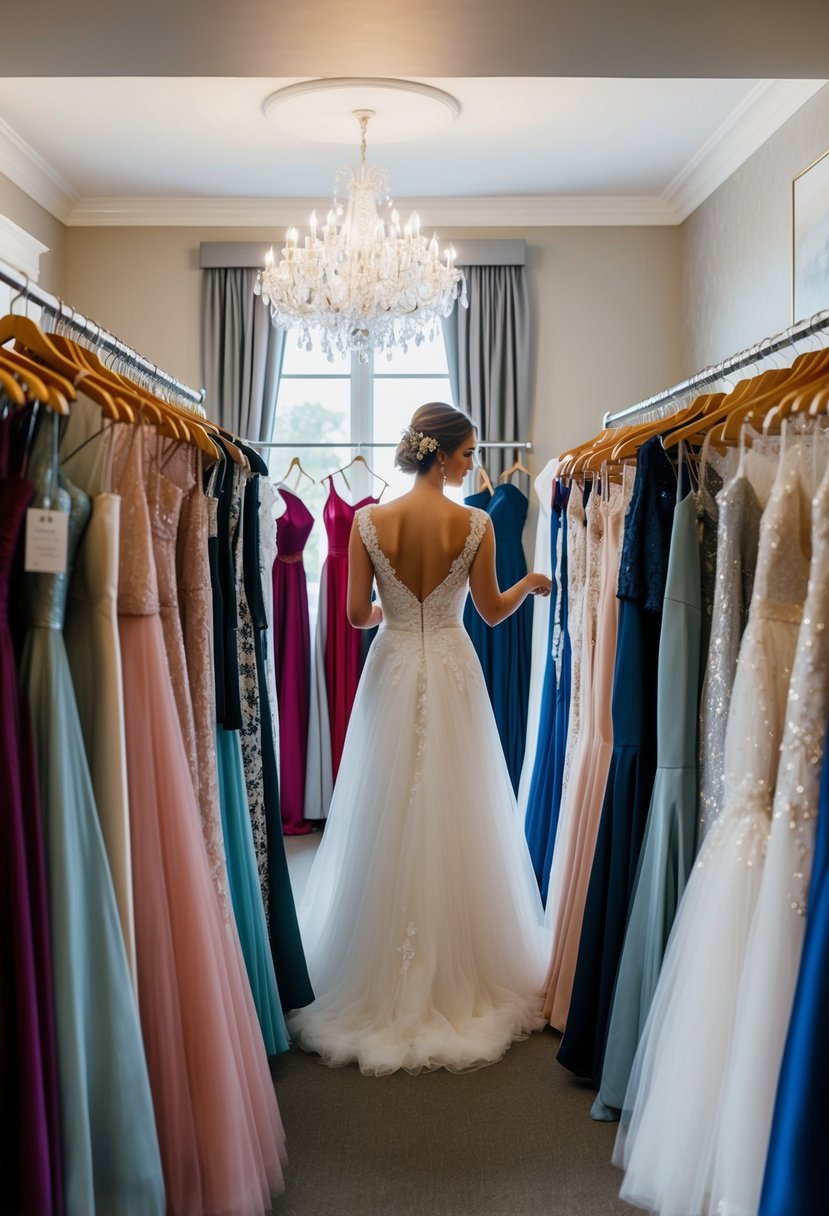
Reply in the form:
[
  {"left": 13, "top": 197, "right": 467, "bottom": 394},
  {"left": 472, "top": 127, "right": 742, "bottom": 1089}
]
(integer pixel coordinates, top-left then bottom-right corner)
[{"left": 255, "top": 110, "right": 467, "bottom": 362}]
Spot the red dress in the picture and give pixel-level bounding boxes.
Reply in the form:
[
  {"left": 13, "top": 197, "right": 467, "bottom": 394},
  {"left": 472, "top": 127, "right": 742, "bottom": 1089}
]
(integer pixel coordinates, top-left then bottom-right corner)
[{"left": 322, "top": 478, "right": 379, "bottom": 780}]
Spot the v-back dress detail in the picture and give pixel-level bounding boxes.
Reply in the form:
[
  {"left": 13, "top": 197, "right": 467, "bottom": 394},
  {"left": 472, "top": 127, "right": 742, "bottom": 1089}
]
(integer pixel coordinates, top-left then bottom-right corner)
[
  {"left": 114, "top": 426, "right": 285, "bottom": 1216},
  {"left": 288, "top": 504, "right": 550, "bottom": 1075}
]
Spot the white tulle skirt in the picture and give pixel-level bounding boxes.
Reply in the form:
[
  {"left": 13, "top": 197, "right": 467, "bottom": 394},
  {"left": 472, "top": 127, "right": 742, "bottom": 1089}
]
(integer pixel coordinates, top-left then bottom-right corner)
[{"left": 287, "top": 624, "right": 551, "bottom": 1075}]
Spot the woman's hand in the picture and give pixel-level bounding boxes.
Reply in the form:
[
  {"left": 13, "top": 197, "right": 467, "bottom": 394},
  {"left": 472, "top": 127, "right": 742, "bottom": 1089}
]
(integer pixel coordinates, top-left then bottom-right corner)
[{"left": 524, "top": 573, "right": 552, "bottom": 597}]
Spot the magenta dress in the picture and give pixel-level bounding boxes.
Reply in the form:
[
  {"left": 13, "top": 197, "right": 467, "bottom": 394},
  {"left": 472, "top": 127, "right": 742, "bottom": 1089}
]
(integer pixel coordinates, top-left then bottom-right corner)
[
  {"left": 0, "top": 416, "right": 63, "bottom": 1216},
  {"left": 273, "top": 488, "right": 314, "bottom": 834},
  {"left": 322, "top": 479, "right": 379, "bottom": 779}
]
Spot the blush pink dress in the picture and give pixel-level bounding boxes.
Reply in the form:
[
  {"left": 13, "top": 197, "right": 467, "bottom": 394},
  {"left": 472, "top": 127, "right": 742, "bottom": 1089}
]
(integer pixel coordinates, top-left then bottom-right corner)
[{"left": 114, "top": 426, "right": 286, "bottom": 1216}]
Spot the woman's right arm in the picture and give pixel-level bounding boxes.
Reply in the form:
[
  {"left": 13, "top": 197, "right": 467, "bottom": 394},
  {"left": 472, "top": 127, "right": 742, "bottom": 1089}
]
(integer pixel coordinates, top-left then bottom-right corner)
[{"left": 468, "top": 517, "right": 551, "bottom": 627}]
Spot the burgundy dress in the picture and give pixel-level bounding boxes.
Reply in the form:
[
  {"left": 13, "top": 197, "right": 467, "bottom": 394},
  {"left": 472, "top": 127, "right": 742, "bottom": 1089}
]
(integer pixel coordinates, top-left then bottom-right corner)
[
  {"left": 0, "top": 415, "right": 63, "bottom": 1216},
  {"left": 322, "top": 479, "right": 379, "bottom": 780},
  {"left": 273, "top": 488, "right": 314, "bottom": 834}
]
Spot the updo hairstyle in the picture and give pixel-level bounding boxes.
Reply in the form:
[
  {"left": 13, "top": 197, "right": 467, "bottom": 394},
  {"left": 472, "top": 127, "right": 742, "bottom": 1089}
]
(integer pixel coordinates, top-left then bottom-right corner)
[{"left": 394, "top": 402, "right": 476, "bottom": 476}]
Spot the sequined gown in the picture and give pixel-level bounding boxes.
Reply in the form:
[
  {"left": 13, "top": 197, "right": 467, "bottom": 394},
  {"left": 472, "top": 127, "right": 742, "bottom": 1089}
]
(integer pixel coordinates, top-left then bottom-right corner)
[
  {"left": 114, "top": 426, "right": 285, "bottom": 1216},
  {"left": 710, "top": 452, "right": 829, "bottom": 1215},
  {"left": 616, "top": 434, "right": 816, "bottom": 1216},
  {"left": 288, "top": 505, "right": 550, "bottom": 1075},
  {"left": 19, "top": 415, "right": 164, "bottom": 1216}
]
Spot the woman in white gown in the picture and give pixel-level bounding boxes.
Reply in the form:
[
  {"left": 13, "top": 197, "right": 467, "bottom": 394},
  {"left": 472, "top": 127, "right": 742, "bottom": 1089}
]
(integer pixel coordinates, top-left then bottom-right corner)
[{"left": 287, "top": 403, "right": 552, "bottom": 1075}]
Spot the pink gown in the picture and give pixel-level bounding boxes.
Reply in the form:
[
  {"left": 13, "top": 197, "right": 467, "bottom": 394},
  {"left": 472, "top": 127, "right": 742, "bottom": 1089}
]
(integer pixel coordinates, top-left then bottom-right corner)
[
  {"left": 114, "top": 426, "right": 286, "bottom": 1216},
  {"left": 273, "top": 487, "right": 314, "bottom": 834},
  {"left": 322, "top": 478, "right": 379, "bottom": 779}
]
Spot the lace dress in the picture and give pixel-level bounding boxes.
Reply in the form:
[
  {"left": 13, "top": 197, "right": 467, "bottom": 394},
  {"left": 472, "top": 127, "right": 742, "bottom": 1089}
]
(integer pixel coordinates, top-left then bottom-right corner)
[
  {"left": 287, "top": 505, "right": 550, "bottom": 1075},
  {"left": 556, "top": 481, "right": 589, "bottom": 814},
  {"left": 710, "top": 452, "right": 829, "bottom": 1215},
  {"left": 616, "top": 434, "right": 816, "bottom": 1216}
]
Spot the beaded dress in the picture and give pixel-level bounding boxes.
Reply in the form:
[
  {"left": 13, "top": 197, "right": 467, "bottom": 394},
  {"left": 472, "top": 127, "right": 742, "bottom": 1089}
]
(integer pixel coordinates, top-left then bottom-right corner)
[{"left": 288, "top": 504, "right": 549, "bottom": 1075}]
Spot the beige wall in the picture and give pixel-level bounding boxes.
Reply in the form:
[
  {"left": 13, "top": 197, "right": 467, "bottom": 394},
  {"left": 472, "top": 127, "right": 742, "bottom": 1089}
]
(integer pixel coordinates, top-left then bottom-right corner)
[
  {"left": 681, "top": 83, "right": 829, "bottom": 373},
  {"left": 66, "top": 222, "right": 684, "bottom": 472},
  {"left": 0, "top": 170, "right": 67, "bottom": 294}
]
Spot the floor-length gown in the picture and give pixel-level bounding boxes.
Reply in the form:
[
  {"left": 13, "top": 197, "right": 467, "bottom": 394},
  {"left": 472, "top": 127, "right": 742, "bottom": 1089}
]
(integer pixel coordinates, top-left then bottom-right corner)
[
  {"left": 19, "top": 414, "right": 164, "bottom": 1216},
  {"left": 759, "top": 716, "right": 829, "bottom": 1215},
  {"left": 710, "top": 453, "right": 829, "bottom": 1215},
  {"left": 62, "top": 395, "right": 137, "bottom": 991},
  {"left": 288, "top": 504, "right": 550, "bottom": 1075},
  {"left": 115, "top": 426, "right": 285, "bottom": 1216},
  {"left": 560, "top": 442, "right": 673, "bottom": 1093},
  {"left": 323, "top": 477, "right": 380, "bottom": 779},
  {"left": 557, "top": 482, "right": 590, "bottom": 824},
  {"left": 543, "top": 476, "right": 628, "bottom": 1030},
  {"left": 273, "top": 486, "right": 314, "bottom": 834},
  {"left": 0, "top": 414, "right": 63, "bottom": 1216},
  {"left": 615, "top": 434, "right": 815, "bottom": 1216},
  {"left": 518, "top": 459, "right": 559, "bottom": 816}
]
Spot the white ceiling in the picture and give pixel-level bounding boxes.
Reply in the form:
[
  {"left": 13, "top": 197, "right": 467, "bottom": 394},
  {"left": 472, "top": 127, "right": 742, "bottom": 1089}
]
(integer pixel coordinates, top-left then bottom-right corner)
[{"left": 0, "top": 77, "right": 824, "bottom": 228}]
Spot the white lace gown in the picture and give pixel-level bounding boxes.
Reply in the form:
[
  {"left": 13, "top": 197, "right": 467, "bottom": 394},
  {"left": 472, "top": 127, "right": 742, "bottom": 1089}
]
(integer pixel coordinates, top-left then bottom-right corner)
[
  {"left": 615, "top": 439, "right": 814, "bottom": 1215},
  {"left": 287, "top": 505, "right": 551, "bottom": 1075}
]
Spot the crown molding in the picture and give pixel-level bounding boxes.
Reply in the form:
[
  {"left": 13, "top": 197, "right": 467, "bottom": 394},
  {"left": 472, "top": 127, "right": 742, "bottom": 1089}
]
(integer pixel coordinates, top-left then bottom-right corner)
[
  {"left": 0, "top": 117, "right": 78, "bottom": 224},
  {"left": 0, "top": 213, "right": 49, "bottom": 279},
  {"left": 664, "top": 79, "right": 826, "bottom": 222},
  {"left": 66, "top": 193, "right": 679, "bottom": 227}
]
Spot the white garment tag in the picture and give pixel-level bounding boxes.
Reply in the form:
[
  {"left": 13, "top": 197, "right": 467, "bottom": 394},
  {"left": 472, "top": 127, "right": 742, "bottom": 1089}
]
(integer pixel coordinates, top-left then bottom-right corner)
[{"left": 24, "top": 508, "right": 69, "bottom": 574}]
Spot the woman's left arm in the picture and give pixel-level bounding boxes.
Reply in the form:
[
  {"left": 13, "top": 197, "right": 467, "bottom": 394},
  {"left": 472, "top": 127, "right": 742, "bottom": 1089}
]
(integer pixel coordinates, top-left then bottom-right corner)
[{"left": 347, "top": 518, "right": 383, "bottom": 629}]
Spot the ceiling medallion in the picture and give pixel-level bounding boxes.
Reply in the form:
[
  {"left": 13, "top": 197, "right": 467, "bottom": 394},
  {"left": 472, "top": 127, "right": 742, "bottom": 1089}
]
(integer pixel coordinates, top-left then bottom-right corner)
[{"left": 255, "top": 81, "right": 466, "bottom": 362}]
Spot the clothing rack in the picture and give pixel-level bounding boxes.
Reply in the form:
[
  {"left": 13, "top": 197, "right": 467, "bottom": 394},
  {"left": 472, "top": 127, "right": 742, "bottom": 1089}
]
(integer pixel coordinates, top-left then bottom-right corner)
[
  {"left": 604, "top": 309, "right": 829, "bottom": 429},
  {"left": 0, "top": 258, "right": 206, "bottom": 410},
  {"left": 250, "top": 440, "right": 533, "bottom": 450}
]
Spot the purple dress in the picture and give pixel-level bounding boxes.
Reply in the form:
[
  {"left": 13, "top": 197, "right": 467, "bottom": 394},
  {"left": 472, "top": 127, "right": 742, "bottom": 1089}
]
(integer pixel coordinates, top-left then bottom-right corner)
[
  {"left": 273, "top": 488, "right": 314, "bottom": 834},
  {"left": 0, "top": 415, "right": 63, "bottom": 1216}
]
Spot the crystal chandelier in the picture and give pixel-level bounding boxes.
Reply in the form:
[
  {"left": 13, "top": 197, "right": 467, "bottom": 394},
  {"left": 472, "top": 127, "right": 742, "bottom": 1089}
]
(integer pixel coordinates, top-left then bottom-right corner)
[{"left": 255, "top": 110, "right": 466, "bottom": 362}]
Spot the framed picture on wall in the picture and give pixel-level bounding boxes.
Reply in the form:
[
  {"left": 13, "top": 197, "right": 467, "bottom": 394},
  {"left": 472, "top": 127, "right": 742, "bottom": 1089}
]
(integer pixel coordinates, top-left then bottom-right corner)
[{"left": 793, "top": 148, "right": 829, "bottom": 321}]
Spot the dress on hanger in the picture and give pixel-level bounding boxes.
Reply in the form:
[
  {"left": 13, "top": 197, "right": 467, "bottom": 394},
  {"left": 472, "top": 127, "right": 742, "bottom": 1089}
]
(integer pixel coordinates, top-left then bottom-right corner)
[
  {"left": 462, "top": 485, "right": 493, "bottom": 693},
  {"left": 322, "top": 476, "right": 380, "bottom": 780},
  {"left": 61, "top": 394, "right": 137, "bottom": 991},
  {"left": 710, "top": 450, "right": 829, "bottom": 1216},
  {"left": 524, "top": 475, "right": 567, "bottom": 887},
  {"left": 543, "top": 475, "right": 628, "bottom": 1030},
  {"left": 115, "top": 425, "right": 285, "bottom": 1216},
  {"left": 760, "top": 714, "right": 829, "bottom": 1215},
  {"left": 560, "top": 439, "right": 672, "bottom": 1094},
  {"left": 0, "top": 413, "right": 63, "bottom": 1216},
  {"left": 517, "top": 458, "right": 559, "bottom": 817},
  {"left": 556, "top": 481, "right": 590, "bottom": 820},
  {"left": 616, "top": 432, "right": 816, "bottom": 1216},
  {"left": 273, "top": 486, "right": 314, "bottom": 834},
  {"left": 288, "top": 504, "right": 550, "bottom": 1075},
  {"left": 20, "top": 414, "right": 164, "bottom": 1216}
]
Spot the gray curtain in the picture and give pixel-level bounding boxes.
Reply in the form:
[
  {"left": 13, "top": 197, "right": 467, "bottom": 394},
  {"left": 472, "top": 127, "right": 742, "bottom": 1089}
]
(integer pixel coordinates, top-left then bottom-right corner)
[
  {"left": 442, "top": 264, "right": 531, "bottom": 482},
  {"left": 200, "top": 267, "right": 286, "bottom": 441}
]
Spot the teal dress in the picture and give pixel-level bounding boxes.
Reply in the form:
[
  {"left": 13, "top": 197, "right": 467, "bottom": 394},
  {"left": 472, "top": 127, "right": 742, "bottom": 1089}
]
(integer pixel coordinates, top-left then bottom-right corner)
[
  {"left": 594, "top": 486, "right": 700, "bottom": 1119},
  {"left": 18, "top": 413, "right": 164, "bottom": 1216}
]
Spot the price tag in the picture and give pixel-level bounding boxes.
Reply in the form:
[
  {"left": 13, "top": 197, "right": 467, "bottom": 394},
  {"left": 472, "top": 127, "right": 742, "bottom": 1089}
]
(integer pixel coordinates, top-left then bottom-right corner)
[{"left": 24, "top": 508, "right": 69, "bottom": 574}]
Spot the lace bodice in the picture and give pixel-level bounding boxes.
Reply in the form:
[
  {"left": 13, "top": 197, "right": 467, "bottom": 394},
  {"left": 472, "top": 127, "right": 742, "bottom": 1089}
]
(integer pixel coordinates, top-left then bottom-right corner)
[{"left": 356, "top": 505, "right": 489, "bottom": 633}]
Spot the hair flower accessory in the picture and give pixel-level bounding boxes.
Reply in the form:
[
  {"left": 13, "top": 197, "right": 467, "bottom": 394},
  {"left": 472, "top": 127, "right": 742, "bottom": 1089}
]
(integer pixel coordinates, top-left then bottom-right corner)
[{"left": 403, "top": 425, "right": 440, "bottom": 461}]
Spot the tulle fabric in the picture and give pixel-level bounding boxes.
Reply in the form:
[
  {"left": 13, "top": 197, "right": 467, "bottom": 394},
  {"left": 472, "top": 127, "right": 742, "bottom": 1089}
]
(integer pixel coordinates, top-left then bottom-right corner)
[
  {"left": 289, "top": 627, "right": 550, "bottom": 1075},
  {"left": 119, "top": 613, "right": 286, "bottom": 1215}
]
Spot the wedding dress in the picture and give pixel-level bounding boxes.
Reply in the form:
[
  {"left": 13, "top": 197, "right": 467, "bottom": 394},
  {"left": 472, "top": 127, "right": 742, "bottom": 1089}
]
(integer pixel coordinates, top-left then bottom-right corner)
[{"left": 288, "top": 505, "right": 550, "bottom": 1075}]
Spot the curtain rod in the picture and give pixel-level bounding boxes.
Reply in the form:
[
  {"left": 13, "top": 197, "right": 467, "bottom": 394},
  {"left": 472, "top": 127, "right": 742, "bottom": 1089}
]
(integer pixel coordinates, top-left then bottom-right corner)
[
  {"left": 0, "top": 259, "right": 206, "bottom": 410},
  {"left": 604, "top": 309, "right": 829, "bottom": 428},
  {"left": 250, "top": 440, "right": 533, "bottom": 450}
]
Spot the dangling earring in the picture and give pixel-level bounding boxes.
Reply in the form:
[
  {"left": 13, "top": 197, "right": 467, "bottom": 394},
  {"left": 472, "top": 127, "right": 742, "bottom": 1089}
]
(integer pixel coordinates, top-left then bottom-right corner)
[{"left": 441, "top": 462, "right": 446, "bottom": 487}]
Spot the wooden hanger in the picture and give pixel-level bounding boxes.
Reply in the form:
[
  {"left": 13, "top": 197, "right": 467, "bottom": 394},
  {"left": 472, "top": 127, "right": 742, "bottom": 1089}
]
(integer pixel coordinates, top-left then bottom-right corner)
[
  {"left": 0, "top": 363, "right": 27, "bottom": 407},
  {"left": 327, "top": 452, "right": 389, "bottom": 494},
  {"left": 499, "top": 456, "right": 531, "bottom": 483},
  {"left": 475, "top": 462, "right": 494, "bottom": 494},
  {"left": 276, "top": 454, "right": 314, "bottom": 490},
  {"left": 0, "top": 345, "right": 71, "bottom": 414}
]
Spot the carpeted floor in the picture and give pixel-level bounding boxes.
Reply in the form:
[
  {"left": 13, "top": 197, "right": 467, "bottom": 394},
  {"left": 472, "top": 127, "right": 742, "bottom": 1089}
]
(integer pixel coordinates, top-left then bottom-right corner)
[{"left": 275, "top": 836, "right": 631, "bottom": 1215}]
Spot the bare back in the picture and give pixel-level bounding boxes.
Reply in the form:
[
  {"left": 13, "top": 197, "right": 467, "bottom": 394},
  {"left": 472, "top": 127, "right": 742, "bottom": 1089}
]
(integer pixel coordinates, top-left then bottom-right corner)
[{"left": 368, "top": 493, "right": 476, "bottom": 603}]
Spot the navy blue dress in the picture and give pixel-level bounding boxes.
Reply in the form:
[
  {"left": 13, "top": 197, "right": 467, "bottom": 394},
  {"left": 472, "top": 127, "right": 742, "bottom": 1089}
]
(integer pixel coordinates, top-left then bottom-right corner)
[
  {"left": 464, "top": 484, "right": 533, "bottom": 792},
  {"left": 759, "top": 712, "right": 829, "bottom": 1215},
  {"left": 524, "top": 480, "right": 569, "bottom": 892},
  {"left": 558, "top": 439, "right": 676, "bottom": 1089}
]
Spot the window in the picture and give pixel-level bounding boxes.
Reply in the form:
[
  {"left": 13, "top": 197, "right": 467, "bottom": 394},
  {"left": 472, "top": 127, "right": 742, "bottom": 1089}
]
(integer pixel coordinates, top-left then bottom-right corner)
[{"left": 271, "top": 330, "right": 455, "bottom": 604}]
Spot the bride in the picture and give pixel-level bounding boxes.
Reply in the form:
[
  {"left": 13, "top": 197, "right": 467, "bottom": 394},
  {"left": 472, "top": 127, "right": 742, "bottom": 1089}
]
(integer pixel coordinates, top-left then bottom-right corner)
[{"left": 287, "top": 402, "right": 552, "bottom": 1075}]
